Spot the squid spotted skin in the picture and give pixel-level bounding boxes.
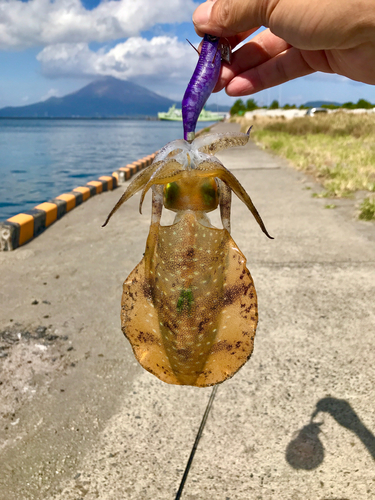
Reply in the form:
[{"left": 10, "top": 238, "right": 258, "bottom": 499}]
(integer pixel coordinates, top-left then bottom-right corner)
[{"left": 104, "top": 130, "right": 272, "bottom": 387}]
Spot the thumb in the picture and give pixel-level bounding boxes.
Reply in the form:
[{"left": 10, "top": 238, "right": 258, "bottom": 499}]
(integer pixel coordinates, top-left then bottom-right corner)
[{"left": 193, "top": 0, "right": 266, "bottom": 37}]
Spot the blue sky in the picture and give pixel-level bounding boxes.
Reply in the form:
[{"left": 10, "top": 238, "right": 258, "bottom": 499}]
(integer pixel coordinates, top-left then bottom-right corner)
[{"left": 0, "top": 0, "right": 374, "bottom": 110}]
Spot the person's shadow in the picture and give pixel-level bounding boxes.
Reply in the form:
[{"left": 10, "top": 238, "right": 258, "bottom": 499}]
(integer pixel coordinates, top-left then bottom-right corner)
[{"left": 286, "top": 397, "right": 375, "bottom": 470}]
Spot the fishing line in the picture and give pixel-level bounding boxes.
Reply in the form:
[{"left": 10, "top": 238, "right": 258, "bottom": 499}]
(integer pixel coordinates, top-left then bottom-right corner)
[{"left": 174, "top": 385, "right": 218, "bottom": 500}]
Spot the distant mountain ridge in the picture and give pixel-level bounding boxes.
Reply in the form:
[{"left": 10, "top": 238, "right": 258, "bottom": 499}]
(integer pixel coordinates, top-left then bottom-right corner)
[
  {"left": 303, "top": 100, "right": 342, "bottom": 108},
  {"left": 0, "top": 77, "right": 176, "bottom": 118},
  {"left": 205, "top": 104, "right": 231, "bottom": 112}
]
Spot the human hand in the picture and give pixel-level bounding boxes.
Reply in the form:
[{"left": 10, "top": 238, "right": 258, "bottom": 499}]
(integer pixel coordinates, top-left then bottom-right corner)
[{"left": 193, "top": 0, "right": 375, "bottom": 96}]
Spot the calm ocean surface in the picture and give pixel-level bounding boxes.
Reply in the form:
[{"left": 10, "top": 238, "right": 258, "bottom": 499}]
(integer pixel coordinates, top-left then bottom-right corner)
[{"left": 0, "top": 119, "right": 213, "bottom": 220}]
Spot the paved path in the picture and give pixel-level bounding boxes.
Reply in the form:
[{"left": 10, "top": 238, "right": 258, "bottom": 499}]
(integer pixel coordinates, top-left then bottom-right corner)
[{"left": 0, "top": 122, "right": 374, "bottom": 500}]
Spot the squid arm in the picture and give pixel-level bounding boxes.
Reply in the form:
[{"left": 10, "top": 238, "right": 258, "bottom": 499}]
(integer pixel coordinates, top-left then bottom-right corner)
[
  {"left": 195, "top": 159, "right": 273, "bottom": 239},
  {"left": 137, "top": 156, "right": 273, "bottom": 239},
  {"left": 103, "top": 129, "right": 272, "bottom": 241},
  {"left": 143, "top": 184, "right": 164, "bottom": 281},
  {"left": 192, "top": 128, "right": 251, "bottom": 156},
  {"left": 102, "top": 160, "right": 166, "bottom": 227}
]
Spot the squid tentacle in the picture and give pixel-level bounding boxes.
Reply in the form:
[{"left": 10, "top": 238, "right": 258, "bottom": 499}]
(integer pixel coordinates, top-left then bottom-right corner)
[
  {"left": 218, "top": 179, "right": 232, "bottom": 233},
  {"left": 144, "top": 184, "right": 164, "bottom": 281}
]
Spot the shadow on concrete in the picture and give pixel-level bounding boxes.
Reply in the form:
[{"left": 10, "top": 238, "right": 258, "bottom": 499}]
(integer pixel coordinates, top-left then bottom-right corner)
[
  {"left": 286, "top": 422, "right": 324, "bottom": 470},
  {"left": 312, "top": 397, "right": 375, "bottom": 460},
  {"left": 286, "top": 397, "right": 375, "bottom": 470}
]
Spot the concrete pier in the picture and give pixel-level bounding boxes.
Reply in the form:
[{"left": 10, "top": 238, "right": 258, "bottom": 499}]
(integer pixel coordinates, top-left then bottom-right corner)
[{"left": 0, "top": 122, "right": 374, "bottom": 499}]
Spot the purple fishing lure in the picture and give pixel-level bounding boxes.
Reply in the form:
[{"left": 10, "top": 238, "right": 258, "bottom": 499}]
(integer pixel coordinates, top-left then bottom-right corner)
[{"left": 182, "top": 34, "right": 231, "bottom": 142}]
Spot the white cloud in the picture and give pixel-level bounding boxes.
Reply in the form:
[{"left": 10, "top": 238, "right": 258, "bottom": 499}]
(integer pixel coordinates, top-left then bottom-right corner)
[
  {"left": 0, "top": 0, "right": 196, "bottom": 49},
  {"left": 37, "top": 36, "right": 198, "bottom": 86},
  {"left": 40, "top": 88, "right": 61, "bottom": 100}
]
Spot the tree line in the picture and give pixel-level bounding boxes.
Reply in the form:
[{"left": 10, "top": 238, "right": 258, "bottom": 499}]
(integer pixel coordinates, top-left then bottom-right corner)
[{"left": 230, "top": 98, "right": 375, "bottom": 116}]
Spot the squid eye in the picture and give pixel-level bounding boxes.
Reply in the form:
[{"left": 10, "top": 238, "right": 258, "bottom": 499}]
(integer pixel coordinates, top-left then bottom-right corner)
[
  {"left": 201, "top": 181, "right": 218, "bottom": 208},
  {"left": 164, "top": 182, "right": 179, "bottom": 207}
]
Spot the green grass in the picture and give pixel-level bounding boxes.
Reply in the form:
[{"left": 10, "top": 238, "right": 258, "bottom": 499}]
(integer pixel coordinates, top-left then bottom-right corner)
[
  {"left": 237, "top": 113, "right": 375, "bottom": 220},
  {"left": 249, "top": 112, "right": 375, "bottom": 138},
  {"left": 359, "top": 197, "right": 375, "bottom": 220}
]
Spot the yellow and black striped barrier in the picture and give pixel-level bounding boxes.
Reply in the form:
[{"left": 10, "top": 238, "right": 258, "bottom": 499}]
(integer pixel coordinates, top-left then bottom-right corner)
[
  {"left": 115, "top": 153, "right": 156, "bottom": 182},
  {"left": 0, "top": 127, "right": 210, "bottom": 251},
  {"left": 0, "top": 152, "right": 157, "bottom": 251}
]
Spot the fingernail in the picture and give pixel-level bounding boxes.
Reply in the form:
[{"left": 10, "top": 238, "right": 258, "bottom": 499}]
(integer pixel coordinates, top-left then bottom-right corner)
[{"left": 193, "top": 1, "right": 214, "bottom": 27}]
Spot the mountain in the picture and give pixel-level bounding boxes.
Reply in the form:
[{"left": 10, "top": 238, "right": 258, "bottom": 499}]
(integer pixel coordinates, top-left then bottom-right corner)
[
  {"left": 0, "top": 77, "right": 175, "bottom": 118},
  {"left": 303, "top": 100, "right": 342, "bottom": 108}
]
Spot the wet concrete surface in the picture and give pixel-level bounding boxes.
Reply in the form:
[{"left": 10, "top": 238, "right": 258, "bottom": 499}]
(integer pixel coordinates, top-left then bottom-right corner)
[{"left": 0, "top": 122, "right": 374, "bottom": 499}]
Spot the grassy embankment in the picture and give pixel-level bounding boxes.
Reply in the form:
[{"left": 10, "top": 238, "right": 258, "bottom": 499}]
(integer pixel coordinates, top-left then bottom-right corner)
[{"left": 235, "top": 112, "right": 375, "bottom": 220}]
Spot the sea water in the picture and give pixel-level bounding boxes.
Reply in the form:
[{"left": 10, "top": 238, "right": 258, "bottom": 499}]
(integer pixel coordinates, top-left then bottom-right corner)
[{"left": 0, "top": 119, "right": 212, "bottom": 220}]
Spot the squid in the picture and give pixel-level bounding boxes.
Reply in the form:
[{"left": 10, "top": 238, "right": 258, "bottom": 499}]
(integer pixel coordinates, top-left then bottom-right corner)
[
  {"left": 103, "top": 130, "right": 272, "bottom": 387},
  {"left": 103, "top": 34, "right": 272, "bottom": 386}
]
